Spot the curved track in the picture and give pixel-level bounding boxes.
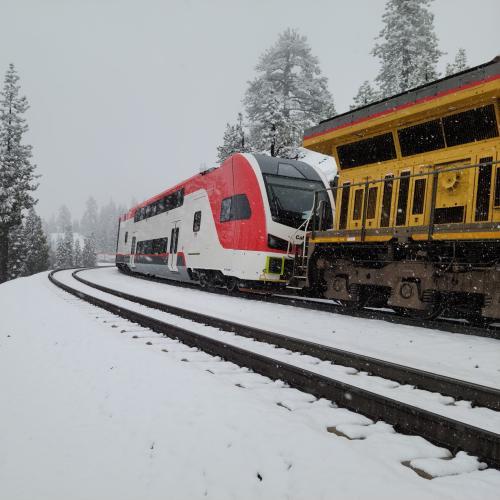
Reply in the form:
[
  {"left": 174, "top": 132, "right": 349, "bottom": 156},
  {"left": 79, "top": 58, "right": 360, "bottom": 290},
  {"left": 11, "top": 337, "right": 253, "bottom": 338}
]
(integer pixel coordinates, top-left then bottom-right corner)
[{"left": 50, "top": 268, "right": 500, "bottom": 468}]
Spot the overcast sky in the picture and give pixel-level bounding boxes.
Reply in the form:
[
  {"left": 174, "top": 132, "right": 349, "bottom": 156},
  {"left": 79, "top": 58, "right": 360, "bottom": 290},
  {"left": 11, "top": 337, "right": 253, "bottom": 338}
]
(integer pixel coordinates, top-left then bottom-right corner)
[{"left": 1, "top": 0, "right": 499, "bottom": 220}]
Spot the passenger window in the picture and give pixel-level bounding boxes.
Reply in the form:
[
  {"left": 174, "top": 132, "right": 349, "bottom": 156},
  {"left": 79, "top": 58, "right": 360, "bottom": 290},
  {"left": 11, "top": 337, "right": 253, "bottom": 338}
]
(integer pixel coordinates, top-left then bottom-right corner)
[
  {"left": 124, "top": 232, "right": 128, "bottom": 243},
  {"left": 366, "top": 187, "right": 378, "bottom": 219},
  {"left": 220, "top": 195, "right": 251, "bottom": 222},
  {"left": 352, "top": 189, "right": 364, "bottom": 221},
  {"left": 412, "top": 178, "right": 426, "bottom": 215},
  {"left": 193, "top": 211, "right": 202, "bottom": 232}
]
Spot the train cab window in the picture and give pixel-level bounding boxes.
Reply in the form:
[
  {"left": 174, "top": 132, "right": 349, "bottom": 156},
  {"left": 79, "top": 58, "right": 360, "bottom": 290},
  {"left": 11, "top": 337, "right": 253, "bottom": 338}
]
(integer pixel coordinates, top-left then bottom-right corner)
[
  {"left": 412, "top": 178, "right": 427, "bottom": 215},
  {"left": 352, "top": 188, "right": 364, "bottom": 221},
  {"left": 193, "top": 211, "right": 202, "bottom": 232},
  {"left": 366, "top": 187, "right": 378, "bottom": 219},
  {"left": 396, "top": 171, "right": 411, "bottom": 226},
  {"left": 338, "top": 183, "right": 351, "bottom": 230},
  {"left": 124, "top": 231, "right": 128, "bottom": 243},
  {"left": 157, "top": 199, "right": 165, "bottom": 213},
  {"left": 380, "top": 175, "right": 394, "bottom": 227},
  {"left": 220, "top": 194, "right": 251, "bottom": 222}
]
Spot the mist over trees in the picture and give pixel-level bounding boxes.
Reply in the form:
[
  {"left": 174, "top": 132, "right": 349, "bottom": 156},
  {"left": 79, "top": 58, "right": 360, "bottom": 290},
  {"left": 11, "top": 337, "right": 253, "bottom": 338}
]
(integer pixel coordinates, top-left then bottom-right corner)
[
  {"left": 0, "top": 64, "right": 42, "bottom": 282},
  {"left": 446, "top": 48, "right": 469, "bottom": 76}
]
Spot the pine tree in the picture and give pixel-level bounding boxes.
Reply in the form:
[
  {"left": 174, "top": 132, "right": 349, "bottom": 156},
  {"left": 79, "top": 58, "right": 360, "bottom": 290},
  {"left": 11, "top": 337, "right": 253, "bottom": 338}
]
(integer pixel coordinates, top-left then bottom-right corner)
[
  {"left": 217, "top": 113, "right": 249, "bottom": 163},
  {"left": 445, "top": 48, "right": 469, "bottom": 76},
  {"left": 350, "top": 81, "right": 380, "bottom": 110},
  {"left": 7, "top": 223, "right": 25, "bottom": 280},
  {"left": 82, "top": 234, "right": 97, "bottom": 267},
  {"left": 73, "top": 238, "right": 82, "bottom": 268},
  {"left": 55, "top": 224, "right": 74, "bottom": 268},
  {"left": 20, "top": 207, "right": 49, "bottom": 276},
  {"left": 244, "top": 28, "right": 335, "bottom": 158},
  {"left": 372, "top": 0, "right": 443, "bottom": 97},
  {"left": 0, "top": 64, "right": 39, "bottom": 283}
]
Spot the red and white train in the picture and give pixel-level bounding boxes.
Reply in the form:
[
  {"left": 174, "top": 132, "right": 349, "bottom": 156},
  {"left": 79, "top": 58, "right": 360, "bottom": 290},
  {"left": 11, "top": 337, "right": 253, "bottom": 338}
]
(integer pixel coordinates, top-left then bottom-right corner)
[{"left": 116, "top": 153, "right": 332, "bottom": 290}]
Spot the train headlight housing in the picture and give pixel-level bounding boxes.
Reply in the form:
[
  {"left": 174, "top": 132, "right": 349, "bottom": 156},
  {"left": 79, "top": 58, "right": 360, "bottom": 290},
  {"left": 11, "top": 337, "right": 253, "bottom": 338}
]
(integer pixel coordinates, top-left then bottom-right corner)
[{"left": 267, "top": 234, "right": 289, "bottom": 251}]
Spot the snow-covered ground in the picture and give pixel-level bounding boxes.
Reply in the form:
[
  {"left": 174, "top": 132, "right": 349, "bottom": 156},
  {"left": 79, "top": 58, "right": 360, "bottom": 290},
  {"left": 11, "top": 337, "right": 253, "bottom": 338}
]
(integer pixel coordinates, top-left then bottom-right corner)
[
  {"left": 1, "top": 272, "right": 500, "bottom": 500},
  {"left": 79, "top": 266, "right": 500, "bottom": 389}
]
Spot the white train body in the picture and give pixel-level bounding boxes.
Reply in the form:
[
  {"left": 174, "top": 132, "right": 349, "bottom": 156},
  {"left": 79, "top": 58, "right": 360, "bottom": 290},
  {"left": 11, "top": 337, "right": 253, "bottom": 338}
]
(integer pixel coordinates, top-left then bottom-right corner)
[{"left": 116, "top": 153, "right": 333, "bottom": 288}]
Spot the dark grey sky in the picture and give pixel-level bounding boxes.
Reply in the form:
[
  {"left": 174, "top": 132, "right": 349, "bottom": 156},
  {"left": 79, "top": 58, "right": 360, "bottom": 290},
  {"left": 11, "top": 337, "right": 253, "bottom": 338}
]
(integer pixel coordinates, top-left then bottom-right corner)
[{"left": 1, "top": 0, "right": 498, "bottom": 220}]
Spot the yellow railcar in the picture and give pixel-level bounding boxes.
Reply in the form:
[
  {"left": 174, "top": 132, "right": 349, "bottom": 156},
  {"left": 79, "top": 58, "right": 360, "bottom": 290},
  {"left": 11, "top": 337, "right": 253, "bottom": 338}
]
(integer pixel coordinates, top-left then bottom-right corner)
[{"left": 300, "top": 56, "right": 500, "bottom": 323}]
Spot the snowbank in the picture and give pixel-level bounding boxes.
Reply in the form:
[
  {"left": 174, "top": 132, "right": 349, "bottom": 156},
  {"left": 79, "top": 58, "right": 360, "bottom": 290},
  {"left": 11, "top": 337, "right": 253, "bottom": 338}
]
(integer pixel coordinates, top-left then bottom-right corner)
[{"left": 1, "top": 272, "right": 499, "bottom": 499}]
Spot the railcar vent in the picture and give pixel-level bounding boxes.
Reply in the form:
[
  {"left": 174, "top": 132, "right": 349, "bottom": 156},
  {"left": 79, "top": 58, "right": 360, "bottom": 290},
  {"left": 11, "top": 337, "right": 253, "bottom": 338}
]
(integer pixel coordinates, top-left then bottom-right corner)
[{"left": 434, "top": 206, "right": 465, "bottom": 224}]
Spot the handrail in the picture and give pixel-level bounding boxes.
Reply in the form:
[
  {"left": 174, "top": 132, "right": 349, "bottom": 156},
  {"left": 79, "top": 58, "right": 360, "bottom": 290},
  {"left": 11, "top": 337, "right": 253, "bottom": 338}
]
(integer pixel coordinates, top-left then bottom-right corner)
[{"left": 310, "top": 158, "right": 500, "bottom": 234}]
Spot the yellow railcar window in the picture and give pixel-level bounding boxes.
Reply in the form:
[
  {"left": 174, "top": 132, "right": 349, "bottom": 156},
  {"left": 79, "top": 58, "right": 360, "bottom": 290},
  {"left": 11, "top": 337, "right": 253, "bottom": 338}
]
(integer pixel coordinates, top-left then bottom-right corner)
[
  {"left": 495, "top": 167, "right": 500, "bottom": 207},
  {"left": 475, "top": 157, "right": 493, "bottom": 222},
  {"left": 352, "top": 189, "right": 364, "bottom": 221},
  {"left": 398, "top": 120, "right": 445, "bottom": 157},
  {"left": 338, "top": 183, "right": 351, "bottom": 230},
  {"left": 443, "top": 105, "right": 498, "bottom": 147},
  {"left": 366, "top": 187, "right": 378, "bottom": 219},
  {"left": 337, "top": 133, "right": 396, "bottom": 169},
  {"left": 412, "top": 179, "right": 427, "bottom": 215},
  {"left": 380, "top": 175, "right": 394, "bottom": 227},
  {"left": 396, "top": 172, "right": 411, "bottom": 226}
]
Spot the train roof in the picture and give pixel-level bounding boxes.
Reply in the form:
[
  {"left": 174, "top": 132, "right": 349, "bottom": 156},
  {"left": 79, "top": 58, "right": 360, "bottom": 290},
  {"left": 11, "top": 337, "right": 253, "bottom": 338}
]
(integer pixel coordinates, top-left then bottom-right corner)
[
  {"left": 304, "top": 55, "right": 500, "bottom": 143},
  {"left": 120, "top": 153, "right": 324, "bottom": 221}
]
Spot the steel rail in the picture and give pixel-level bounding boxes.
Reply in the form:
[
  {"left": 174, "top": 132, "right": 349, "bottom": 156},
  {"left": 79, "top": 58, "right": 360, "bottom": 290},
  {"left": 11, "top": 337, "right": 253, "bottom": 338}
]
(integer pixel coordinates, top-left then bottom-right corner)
[
  {"left": 49, "top": 269, "right": 500, "bottom": 468},
  {"left": 73, "top": 268, "right": 500, "bottom": 412},
  {"left": 117, "top": 266, "right": 500, "bottom": 340}
]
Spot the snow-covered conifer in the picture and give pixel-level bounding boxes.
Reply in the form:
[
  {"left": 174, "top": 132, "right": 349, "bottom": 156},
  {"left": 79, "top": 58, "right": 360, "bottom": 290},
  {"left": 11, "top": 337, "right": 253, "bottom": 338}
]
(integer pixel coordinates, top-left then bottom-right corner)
[
  {"left": 216, "top": 113, "right": 249, "bottom": 163},
  {"left": 350, "top": 81, "right": 379, "bottom": 110},
  {"left": 82, "top": 234, "right": 97, "bottom": 267},
  {"left": 55, "top": 225, "right": 74, "bottom": 268},
  {"left": 20, "top": 207, "right": 49, "bottom": 276},
  {"left": 0, "top": 64, "right": 39, "bottom": 282},
  {"left": 445, "top": 48, "right": 469, "bottom": 76},
  {"left": 7, "top": 223, "right": 25, "bottom": 280},
  {"left": 244, "top": 28, "right": 335, "bottom": 158},
  {"left": 73, "top": 238, "right": 82, "bottom": 268},
  {"left": 372, "top": 0, "right": 443, "bottom": 97}
]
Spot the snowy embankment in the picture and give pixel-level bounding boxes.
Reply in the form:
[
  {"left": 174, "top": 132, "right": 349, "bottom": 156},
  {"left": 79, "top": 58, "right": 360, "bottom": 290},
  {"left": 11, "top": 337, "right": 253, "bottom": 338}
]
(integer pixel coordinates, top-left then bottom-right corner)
[
  {"left": 1, "top": 273, "right": 500, "bottom": 500},
  {"left": 80, "top": 267, "right": 500, "bottom": 389}
]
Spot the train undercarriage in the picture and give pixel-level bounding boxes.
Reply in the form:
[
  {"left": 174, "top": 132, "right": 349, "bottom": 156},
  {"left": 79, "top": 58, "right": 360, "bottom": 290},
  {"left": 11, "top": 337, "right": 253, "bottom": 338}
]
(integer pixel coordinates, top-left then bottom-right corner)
[{"left": 306, "top": 240, "right": 500, "bottom": 324}]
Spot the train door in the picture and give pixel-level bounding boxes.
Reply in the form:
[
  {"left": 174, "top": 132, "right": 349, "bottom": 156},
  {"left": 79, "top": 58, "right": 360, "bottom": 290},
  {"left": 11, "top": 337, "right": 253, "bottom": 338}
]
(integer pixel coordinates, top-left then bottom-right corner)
[
  {"left": 168, "top": 222, "right": 180, "bottom": 272},
  {"left": 130, "top": 236, "right": 136, "bottom": 268}
]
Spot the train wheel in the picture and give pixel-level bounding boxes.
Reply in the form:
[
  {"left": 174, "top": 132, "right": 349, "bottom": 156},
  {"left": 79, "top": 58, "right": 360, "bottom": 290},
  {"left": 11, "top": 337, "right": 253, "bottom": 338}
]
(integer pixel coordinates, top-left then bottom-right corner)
[
  {"left": 199, "top": 273, "right": 209, "bottom": 288},
  {"left": 393, "top": 302, "right": 443, "bottom": 321},
  {"left": 226, "top": 277, "right": 239, "bottom": 293}
]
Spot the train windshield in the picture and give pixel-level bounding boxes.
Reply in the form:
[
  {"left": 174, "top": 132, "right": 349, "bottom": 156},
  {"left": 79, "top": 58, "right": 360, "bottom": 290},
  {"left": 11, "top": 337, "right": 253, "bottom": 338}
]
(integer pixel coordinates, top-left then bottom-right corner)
[{"left": 264, "top": 174, "right": 329, "bottom": 228}]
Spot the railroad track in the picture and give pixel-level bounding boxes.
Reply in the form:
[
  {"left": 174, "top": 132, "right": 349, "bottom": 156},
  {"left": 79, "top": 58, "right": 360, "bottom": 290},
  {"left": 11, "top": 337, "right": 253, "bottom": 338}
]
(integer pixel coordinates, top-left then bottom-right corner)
[
  {"left": 50, "top": 268, "right": 500, "bottom": 468},
  {"left": 117, "top": 267, "right": 500, "bottom": 341}
]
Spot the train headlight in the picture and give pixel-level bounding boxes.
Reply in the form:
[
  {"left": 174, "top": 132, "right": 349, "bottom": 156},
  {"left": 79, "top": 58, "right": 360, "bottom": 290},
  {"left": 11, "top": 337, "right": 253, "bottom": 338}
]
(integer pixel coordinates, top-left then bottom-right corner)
[{"left": 266, "top": 256, "right": 284, "bottom": 275}]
